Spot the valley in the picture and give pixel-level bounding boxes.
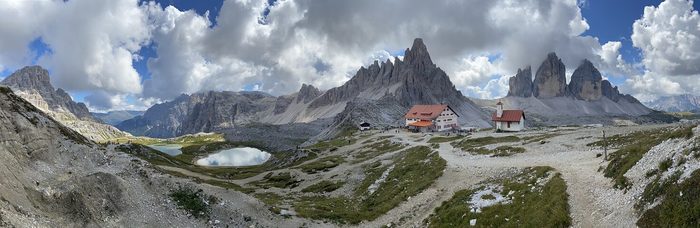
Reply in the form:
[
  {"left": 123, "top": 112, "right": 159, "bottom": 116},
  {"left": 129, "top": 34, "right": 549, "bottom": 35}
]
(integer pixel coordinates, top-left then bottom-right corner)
[{"left": 105, "top": 121, "right": 700, "bottom": 227}]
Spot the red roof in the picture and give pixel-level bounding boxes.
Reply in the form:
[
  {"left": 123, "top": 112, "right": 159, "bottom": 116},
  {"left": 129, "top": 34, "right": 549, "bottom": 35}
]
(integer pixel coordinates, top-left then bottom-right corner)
[
  {"left": 408, "top": 121, "right": 433, "bottom": 127},
  {"left": 404, "top": 104, "right": 457, "bottom": 120},
  {"left": 492, "top": 110, "right": 524, "bottom": 122}
]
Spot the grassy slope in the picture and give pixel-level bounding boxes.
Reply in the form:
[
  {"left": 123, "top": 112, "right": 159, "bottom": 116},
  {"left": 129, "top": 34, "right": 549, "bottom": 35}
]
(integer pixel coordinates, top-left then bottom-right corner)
[
  {"left": 426, "top": 167, "right": 570, "bottom": 227},
  {"left": 589, "top": 126, "right": 694, "bottom": 189},
  {"left": 637, "top": 169, "right": 700, "bottom": 227},
  {"left": 294, "top": 146, "right": 446, "bottom": 224},
  {"left": 451, "top": 136, "right": 525, "bottom": 156}
]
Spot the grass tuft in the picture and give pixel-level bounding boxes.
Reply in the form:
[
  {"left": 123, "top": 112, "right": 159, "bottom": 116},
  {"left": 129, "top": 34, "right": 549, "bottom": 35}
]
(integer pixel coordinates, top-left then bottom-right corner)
[
  {"left": 301, "top": 180, "right": 345, "bottom": 193},
  {"left": 252, "top": 172, "right": 301, "bottom": 189},
  {"left": 298, "top": 155, "right": 345, "bottom": 174},
  {"left": 427, "top": 135, "right": 466, "bottom": 143}
]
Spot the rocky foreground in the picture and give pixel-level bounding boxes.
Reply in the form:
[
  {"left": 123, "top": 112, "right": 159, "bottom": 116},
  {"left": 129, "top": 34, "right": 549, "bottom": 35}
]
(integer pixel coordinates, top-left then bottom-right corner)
[{"left": 0, "top": 86, "right": 305, "bottom": 227}]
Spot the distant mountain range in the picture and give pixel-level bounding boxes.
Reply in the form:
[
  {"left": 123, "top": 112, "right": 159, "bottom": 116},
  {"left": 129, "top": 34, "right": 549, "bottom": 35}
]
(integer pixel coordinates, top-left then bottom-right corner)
[
  {"left": 644, "top": 94, "right": 700, "bottom": 113},
  {"left": 117, "top": 38, "right": 492, "bottom": 138},
  {"left": 0, "top": 66, "right": 130, "bottom": 141},
  {"left": 92, "top": 110, "right": 144, "bottom": 126}
]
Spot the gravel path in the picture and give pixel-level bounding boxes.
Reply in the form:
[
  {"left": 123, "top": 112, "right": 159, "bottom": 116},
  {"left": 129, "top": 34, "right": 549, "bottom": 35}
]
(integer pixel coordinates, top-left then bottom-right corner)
[{"left": 361, "top": 124, "right": 672, "bottom": 228}]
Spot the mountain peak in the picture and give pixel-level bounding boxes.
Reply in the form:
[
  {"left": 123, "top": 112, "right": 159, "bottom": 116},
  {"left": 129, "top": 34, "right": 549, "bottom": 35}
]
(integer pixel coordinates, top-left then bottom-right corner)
[
  {"left": 581, "top": 58, "right": 593, "bottom": 66},
  {"left": 0, "top": 65, "right": 53, "bottom": 93},
  {"left": 568, "top": 59, "right": 603, "bottom": 101},
  {"left": 297, "top": 83, "right": 321, "bottom": 103},
  {"left": 403, "top": 38, "right": 434, "bottom": 70},
  {"left": 533, "top": 52, "right": 567, "bottom": 98}
]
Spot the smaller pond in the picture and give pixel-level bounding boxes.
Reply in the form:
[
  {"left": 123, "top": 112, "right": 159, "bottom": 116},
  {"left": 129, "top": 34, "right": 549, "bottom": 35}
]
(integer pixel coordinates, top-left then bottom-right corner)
[
  {"left": 195, "top": 147, "right": 271, "bottom": 167},
  {"left": 147, "top": 144, "right": 183, "bottom": 156}
]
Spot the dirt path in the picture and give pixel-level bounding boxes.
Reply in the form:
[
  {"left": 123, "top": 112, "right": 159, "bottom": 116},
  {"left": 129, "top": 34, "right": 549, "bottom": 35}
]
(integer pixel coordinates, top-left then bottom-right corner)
[
  {"left": 156, "top": 165, "right": 248, "bottom": 186},
  {"left": 366, "top": 125, "right": 670, "bottom": 228}
]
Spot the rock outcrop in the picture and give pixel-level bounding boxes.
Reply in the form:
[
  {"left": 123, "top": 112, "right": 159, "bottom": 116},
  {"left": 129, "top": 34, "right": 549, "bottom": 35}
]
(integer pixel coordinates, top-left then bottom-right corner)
[
  {"left": 0, "top": 66, "right": 130, "bottom": 141},
  {"left": 91, "top": 110, "right": 145, "bottom": 126},
  {"left": 507, "top": 67, "right": 533, "bottom": 97},
  {"left": 567, "top": 59, "right": 603, "bottom": 101},
  {"left": 533, "top": 53, "right": 567, "bottom": 98}
]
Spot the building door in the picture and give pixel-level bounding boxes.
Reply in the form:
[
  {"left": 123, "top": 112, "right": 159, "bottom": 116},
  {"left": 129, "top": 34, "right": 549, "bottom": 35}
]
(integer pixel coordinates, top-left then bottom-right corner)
[{"left": 507, "top": 122, "right": 511, "bottom": 128}]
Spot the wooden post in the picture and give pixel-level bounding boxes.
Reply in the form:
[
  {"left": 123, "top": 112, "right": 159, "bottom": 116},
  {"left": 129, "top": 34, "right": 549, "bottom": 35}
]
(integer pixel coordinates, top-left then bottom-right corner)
[{"left": 602, "top": 130, "right": 608, "bottom": 161}]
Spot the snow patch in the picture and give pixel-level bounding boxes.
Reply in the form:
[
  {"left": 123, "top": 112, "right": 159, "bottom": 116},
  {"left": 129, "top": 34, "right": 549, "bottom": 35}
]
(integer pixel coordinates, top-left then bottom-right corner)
[
  {"left": 368, "top": 164, "right": 394, "bottom": 194},
  {"left": 468, "top": 185, "right": 511, "bottom": 213}
]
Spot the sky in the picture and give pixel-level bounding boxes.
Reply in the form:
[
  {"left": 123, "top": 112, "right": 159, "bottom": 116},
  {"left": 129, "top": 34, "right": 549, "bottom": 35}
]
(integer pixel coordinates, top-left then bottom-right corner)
[{"left": 0, "top": 0, "right": 698, "bottom": 112}]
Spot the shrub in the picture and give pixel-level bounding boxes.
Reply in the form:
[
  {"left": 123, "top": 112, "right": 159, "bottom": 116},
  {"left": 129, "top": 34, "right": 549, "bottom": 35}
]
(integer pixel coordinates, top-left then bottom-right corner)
[{"left": 169, "top": 186, "right": 216, "bottom": 219}]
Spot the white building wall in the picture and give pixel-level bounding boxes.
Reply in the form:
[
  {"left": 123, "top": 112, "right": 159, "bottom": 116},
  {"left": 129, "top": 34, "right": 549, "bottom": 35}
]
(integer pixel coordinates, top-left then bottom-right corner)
[
  {"left": 405, "top": 118, "right": 418, "bottom": 126},
  {"left": 495, "top": 116, "right": 525, "bottom": 132},
  {"left": 435, "top": 108, "right": 458, "bottom": 131}
]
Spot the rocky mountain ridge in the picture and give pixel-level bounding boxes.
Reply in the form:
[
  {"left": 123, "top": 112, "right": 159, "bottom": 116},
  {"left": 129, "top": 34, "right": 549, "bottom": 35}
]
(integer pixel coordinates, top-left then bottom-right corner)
[
  {"left": 644, "top": 94, "right": 700, "bottom": 112},
  {"left": 117, "top": 91, "right": 280, "bottom": 138},
  {"left": 92, "top": 110, "right": 145, "bottom": 126},
  {"left": 0, "top": 66, "right": 130, "bottom": 141},
  {"left": 119, "top": 38, "right": 492, "bottom": 139}
]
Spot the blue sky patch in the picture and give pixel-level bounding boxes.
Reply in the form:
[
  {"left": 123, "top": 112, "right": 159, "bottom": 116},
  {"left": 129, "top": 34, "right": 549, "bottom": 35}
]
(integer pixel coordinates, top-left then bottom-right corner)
[{"left": 29, "top": 37, "right": 52, "bottom": 64}]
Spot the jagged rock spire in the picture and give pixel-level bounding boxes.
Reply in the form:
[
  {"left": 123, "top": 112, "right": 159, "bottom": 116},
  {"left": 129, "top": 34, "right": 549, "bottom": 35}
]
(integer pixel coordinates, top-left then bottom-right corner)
[
  {"left": 507, "top": 66, "right": 533, "bottom": 97},
  {"left": 568, "top": 59, "right": 603, "bottom": 101},
  {"left": 296, "top": 83, "right": 321, "bottom": 103},
  {"left": 533, "top": 52, "right": 567, "bottom": 98},
  {"left": 403, "top": 38, "right": 435, "bottom": 72}
]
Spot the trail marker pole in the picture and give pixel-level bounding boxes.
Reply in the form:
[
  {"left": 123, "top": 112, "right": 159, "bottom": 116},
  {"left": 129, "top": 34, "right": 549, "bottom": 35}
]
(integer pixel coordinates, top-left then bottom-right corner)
[{"left": 602, "top": 130, "right": 608, "bottom": 161}]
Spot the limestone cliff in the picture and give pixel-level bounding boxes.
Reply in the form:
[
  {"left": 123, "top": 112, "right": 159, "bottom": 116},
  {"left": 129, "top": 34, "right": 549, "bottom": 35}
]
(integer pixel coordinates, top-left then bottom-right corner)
[{"left": 0, "top": 66, "right": 130, "bottom": 141}]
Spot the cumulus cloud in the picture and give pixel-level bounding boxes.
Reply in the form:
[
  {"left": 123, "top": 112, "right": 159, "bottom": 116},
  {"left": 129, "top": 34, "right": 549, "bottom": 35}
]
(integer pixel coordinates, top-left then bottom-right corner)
[
  {"left": 623, "top": 0, "right": 700, "bottom": 101},
  {"left": 84, "top": 91, "right": 160, "bottom": 112},
  {"left": 0, "top": 1, "right": 54, "bottom": 71},
  {"left": 450, "top": 55, "right": 503, "bottom": 91},
  {"left": 38, "top": 0, "right": 149, "bottom": 95},
  {"left": 0, "top": 0, "right": 150, "bottom": 111},
  {"left": 464, "top": 75, "right": 512, "bottom": 99},
  {"left": 0, "top": 0, "right": 149, "bottom": 94},
  {"left": 632, "top": 0, "right": 700, "bottom": 76},
  {"left": 5, "top": 0, "right": 691, "bottom": 108},
  {"left": 140, "top": 0, "right": 637, "bottom": 101}
]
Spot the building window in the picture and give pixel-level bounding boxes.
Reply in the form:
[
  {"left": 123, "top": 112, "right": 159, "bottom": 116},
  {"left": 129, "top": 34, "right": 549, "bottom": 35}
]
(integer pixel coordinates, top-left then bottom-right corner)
[{"left": 507, "top": 122, "right": 511, "bottom": 128}]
